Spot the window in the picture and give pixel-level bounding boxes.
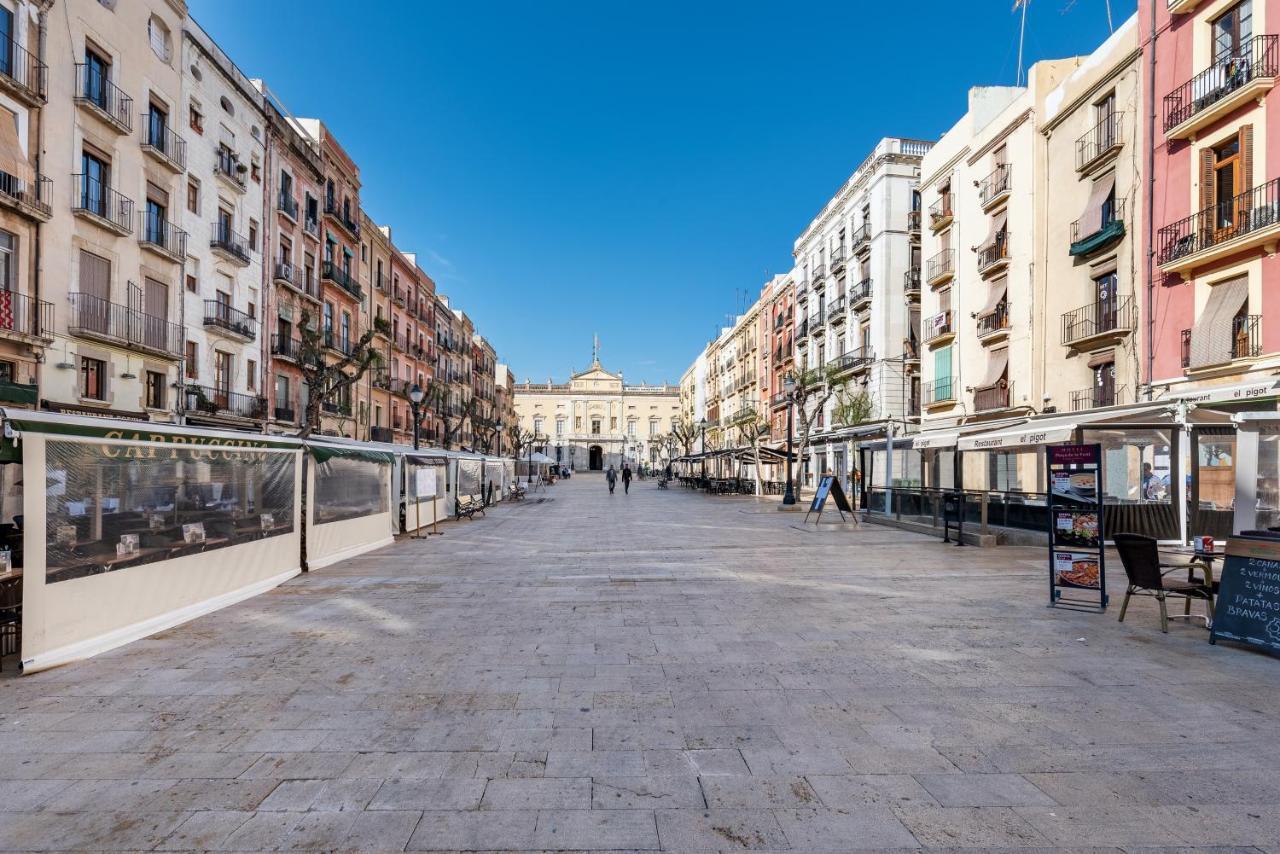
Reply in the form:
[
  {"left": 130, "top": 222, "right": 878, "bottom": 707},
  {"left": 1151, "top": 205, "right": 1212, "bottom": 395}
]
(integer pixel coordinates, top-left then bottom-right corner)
[
  {"left": 214, "top": 351, "right": 232, "bottom": 393},
  {"left": 1091, "top": 360, "right": 1117, "bottom": 408},
  {"left": 189, "top": 101, "right": 203, "bottom": 134},
  {"left": 82, "top": 47, "right": 110, "bottom": 109},
  {"left": 627, "top": 420, "right": 636, "bottom": 437},
  {"left": 248, "top": 219, "right": 258, "bottom": 251},
  {"left": 0, "top": 229, "right": 14, "bottom": 293},
  {"left": 0, "top": 361, "right": 12, "bottom": 383},
  {"left": 1213, "top": 134, "right": 1242, "bottom": 229},
  {"left": 556, "top": 418, "right": 565, "bottom": 436},
  {"left": 186, "top": 179, "right": 199, "bottom": 214},
  {"left": 145, "top": 370, "right": 166, "bottom": 409},
  {"left": 533, "top": 417, "right": 544, "bottom": 434},
  {"left": 80, "top": 356, "right": 106, "bottom": 400},
  {"left": 341, "top": 311, "right": 351, "bottom": 350},
  {"left": 219, "top": 95, "right": 234, "bottom": 115},
  {"left": 185, "top": 341, "right": 198, "bottom": 378},
  {"left": 79, "top": 149, "right": 109, "bottom": 216},
  {"left": 649, "top": 420, "right": 658, "bottom": 436},
  {"left": 246, "top": 359, "right": 257, "bottom": 391},
  {"left": 591, "top": 419, "right": 600, "bottom": 435},
  {"left": 250, "top": 160, "right": 261, "bottom": 183},
  {"left": 147, "top": 15, "right": 172, "bottom": 61},
  {"left": 1213, "top": 1, "right": 1252, "bottom": 62},
  {"left": 276, "top": 374, "right": 290, "bottom": 409}
]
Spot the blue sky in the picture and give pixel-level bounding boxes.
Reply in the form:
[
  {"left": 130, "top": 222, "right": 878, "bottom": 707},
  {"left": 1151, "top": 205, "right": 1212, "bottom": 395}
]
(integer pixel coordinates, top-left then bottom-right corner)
[{"left": 189, "top": 0, "right": 1135, "bottom": 385}]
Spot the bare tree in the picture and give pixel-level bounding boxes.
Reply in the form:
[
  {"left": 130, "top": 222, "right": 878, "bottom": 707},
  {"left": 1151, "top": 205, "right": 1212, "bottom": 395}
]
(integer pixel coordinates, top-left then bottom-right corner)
[
  {"left": 423, "top": 378, "right": 475, "bottom": 450},
  {"left": 507, "top": 424, "right": 533, "bottom": 463},
  {"left": 671, "top": 417, "right": 700, "bottom": 456},
  {"left": 790, "top": 365, "right": 846, "bottom": 501},
  {"left": 296, "top": 309, "right": 382, "bottom": 439},
  {"left": 832, "top": 387, "right": 877, "bottom": 498},
  {"left": 732, "top": 408, "right": 770, "bottom": 496}
]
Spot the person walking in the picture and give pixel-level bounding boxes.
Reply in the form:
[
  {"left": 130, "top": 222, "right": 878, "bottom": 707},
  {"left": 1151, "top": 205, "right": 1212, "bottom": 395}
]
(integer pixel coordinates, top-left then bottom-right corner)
[
  {"left": 622, "top": 464, "right": 632, "bottom": 495},
  {"left": 606, "top": 465, "right": 617, "bottom": 495}
]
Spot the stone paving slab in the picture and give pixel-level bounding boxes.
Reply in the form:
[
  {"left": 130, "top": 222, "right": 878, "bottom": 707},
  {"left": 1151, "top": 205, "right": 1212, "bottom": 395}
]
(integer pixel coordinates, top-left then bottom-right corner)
[{"left": 3, "top": 476, "right": 1280, "bottom": 851}]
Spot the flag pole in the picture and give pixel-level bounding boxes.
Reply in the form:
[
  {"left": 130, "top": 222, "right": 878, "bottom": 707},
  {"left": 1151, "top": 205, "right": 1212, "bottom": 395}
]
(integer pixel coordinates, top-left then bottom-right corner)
[{"left": 1016, "top": 0, "right": 1029, "bottom": 86}]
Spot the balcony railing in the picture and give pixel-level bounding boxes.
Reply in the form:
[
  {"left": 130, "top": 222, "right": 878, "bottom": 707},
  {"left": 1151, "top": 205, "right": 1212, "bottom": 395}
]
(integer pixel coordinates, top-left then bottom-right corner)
[
  {"left": 0, "top": 291, "right": 52, "bottom": 340},
  {"left": 0, "top": 34, "right": 47, "bottom": 104},
  {"left": 827, "top": 294, "right": 847, "bottom": 321},
  {"left": 74, "top": 63, "right": 132, "bottom": 132},
  {"left": 1071, "top": 385, "right": 1126, "bottom": 411},
  {"left": 211, "top": 221, "right": 251, "bottom": 264},
  {"left": 974, "top": 381, "right": 1012, "bottom": 412},
  {"left": 929, "top": 198, "right": 953, "bottom": 229},
  {"left": 321, "top": 260, "right": 362, "bottom": 299},
  {"left": 203, "top": 300, "right": 258, "bottom": 339},
  {"left": 829, "top": 348, "right": 874, "bottom": 373},
  {"left": 904, "top": 268, "right": 921, "bottom": 294},
  {"left": 1157, "top": 176, "right": 1280, "bottom": 266},
  {"left": 849, "top": 278, "right": 872, "bottom": 308},
  {"left": 1181, "top": 329, "right": 1192, "bottom": 368},
  {"left": 908, "top": 210, "right": 921, "bottom": 233},
  {"left": 1233, "top": 314, "right": 1262, "bottom": 360},
  {"left": 68, "top": 292, "right": 182, "bottom": 357},
  {"left": 72, "top": 174, "right": 133, "bottom": 233},
  {"left": 274, "top": 406, "right": 296, "bottom": 423},
  {"left": 1163, "top": 35, "right": 1279, "bottom": 133},
  {"left": 925, "top": 248, "right": 954, "bottom": 283},
  {"left": 830, "top": 245, "right": 846, "bottom": 271},
  {"left": 303, "top": 215, "right": 320, "bottom": 239},
  {"left": 370, "top": 425, "right": 394, "bottom": 443},
  {"left": 271, "top": 334, "right": 304, "bottom": 362},
  {"left": 140, "top": 115, "right": 186, "bottom": 172},
  {"left": 214, "top": 148, "right": 247, "bottom": 189},
  {"left": 923, "top": 377, "right": 955, "bottom": 406},
  {"left": 186, "top": 385, "right": 266, "bottom": 420},
  {"left": 978, "top": 163, "right": 1011, "bottom": 208},
  {"left": 924, "top": 310, "right": 953, "bottom": 344},
  {"left": 324, "top": 197, "right": 361, "bottom": 237},
  {"left": 0, "top": 171, "right": 51, "bottom": 219},
  {"left": 273, "top": 261, "right": 319, "bottom": 300},
  {"left": 977, "top": 302, "right": 1010, "bottom": 338},
  {"left": 1070, "top": 198, "right": 1126, "bottom": 255},
  {"left": 1061, "top": 295, "right": 1136, "bottom": 346},
  {"left": 139, "top": 210, "right": 187, "bottom": 259},
  {"left": 811, "top": 262, "right": 827, "bottom": 282},
  {"left": 321, "top": 399, "right": 352, "bottom": 416},
  {"left": 851, "top": 222, "right": 871, "bottom": 253},
  {"left": 323, "top": 329, "right": 353, "bottom": 355},
  {"left": 278, "top": 191, "right": 298, "bottom": 220},
  {"left": 977, "top": 238, "right": 1009, "bottom": 274},
  {"left": 1076, "top": 111, "right": 1122, "bottom": 171}
]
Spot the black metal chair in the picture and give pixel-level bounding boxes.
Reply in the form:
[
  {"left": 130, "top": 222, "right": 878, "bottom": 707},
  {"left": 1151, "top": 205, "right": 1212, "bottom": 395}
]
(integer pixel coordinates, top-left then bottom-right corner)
[
  {"left": 0, "top": 577, "right": 20, "bottom": 672},
  {"left": 1114, "top": 533, "right": 1215, "bottom": 632}
]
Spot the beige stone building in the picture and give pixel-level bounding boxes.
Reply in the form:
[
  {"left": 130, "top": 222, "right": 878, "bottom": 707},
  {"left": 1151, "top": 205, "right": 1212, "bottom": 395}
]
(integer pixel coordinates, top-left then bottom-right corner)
[{"left": 514, "top": 355, "right": 680, "bottom": 472}]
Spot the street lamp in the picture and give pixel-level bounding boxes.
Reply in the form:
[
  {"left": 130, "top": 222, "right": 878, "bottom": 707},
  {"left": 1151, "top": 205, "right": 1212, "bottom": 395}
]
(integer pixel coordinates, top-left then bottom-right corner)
[
  {"left": 698, "top": 417, "right": 708, "bottom": 481},
  {"left": 408, "top": 383, "right": 425, "bottom": 451},
  {"left": 782, "top": 372, "right": 797, "bottom": 506}
]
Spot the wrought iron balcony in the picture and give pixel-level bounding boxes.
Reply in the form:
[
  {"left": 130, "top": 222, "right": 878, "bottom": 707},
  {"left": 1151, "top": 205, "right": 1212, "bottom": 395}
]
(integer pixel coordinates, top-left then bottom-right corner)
[
  {"left": 974, "top": 381, "right": 1012, "bottom": 412},
  {"left": 830, "top": 245, "right": 846, "bottom": 272},
  {"left": 138, "top": 211, "right": 187, "bottom": 262},
  {"left": 907, "top": 210, "right": 921, "bottom": 234},
  {"left": 0, "top": 172, "right": 52, "bottom": 221},
  {"left": 186, "top": 385, "right": 266, "bottom": 420},
  {"left": 1061, "top": 295, "right": 1136, "bottom": 347},
  {"left": 924, "top": 310, "right": 954, "bottom": 345},
  {"left": 1070, "top": 198, "right": 1126, "bottom": 257},
  {"left": 271, "top": 334, "right": 304, "bottom": 362},
  {"left": 303, "top": 215, "right": 320, "bottom": 240},
  {"left": 273, "top": 405, "right": 296, "bottom": 424},
  {"left": 923, "top": 377, "right": 956, "bottom": 406},
  {"left": 323, "top": 329, "right": 353, "bottom": 355},
  {"left": 214, "top": 147, "right": 247, "bottom": 190},
  {"left": 203, "top": 300, "right": 258, "bottom": 340},
  {"left": 1158, "top": 176, "right": 1280, "bottom": 271},
  {"left": 978, "top": 163, "right": 1011, "bottom": 209},
  {"left": 976, "top": 302, "right": 1010, "bottom": 340},
  {"left": 273, "top": 261, "right": 319, "bottom": 300},
  {"left": 277, "top": 191, "right": 298, "bottom": 221},
  {"left": 370, "top": 425, "right": 394, "bottom": 443},
  {"left": 0, "top": 291, "right": 53, "bottom": 342},
  {"left": 393, "top": 287, "right": 407, "bottom": 307},
  {"left": 321, "top": 261, "right": 362, "bottom": 299},
  {"left": 73, "top": 63, "right": 132, "bottom": 133},
  {"left": 850, "top": 278, "right": 872, "bottom": 310},
  {"left": 321, "top": 399, "right": 352, "bottom": 416},
  {"left": 811, "top": 262, "right": 827, "bottom": 283},
  {"left": 140, "top": 115, "right": 186, "bottom": 173},
  {"left": 1071, "top": 384, "right": 1126, "bottom": 411},
  {"left": 1233, "top": 314, "right": 1263, "bottom": 359},
  {"left": 0, "top": 34, "right": 46, "bottom": 106},
  {"left": 829, "top": 348, "right": 874, "bottom": 374},
  {"left": 1164, "top": 35, "right": 1278, "bottom": 139},
  {"left": 72, "top": 174, "right": 133, "bottom": 234},
  {"left": 324, "top": 197, "right": 361, "bottom": 238},
  {"left": 1076, "top": 111, "right": 1122, "bottom": 173},
  {"left": 904, "top": 268, "right": 921, "bottom": 296},
  {"left": 210, "top": 221, "right": 252, "bottom": 265},
  {"left": 851, "top": 221, "right": 871, "bottom": 254},
  {"left": 827, "top": 294, "right": 847, "bottom": 322},
  {"left": 929, "top": 198, "right": 953, "bottom": 231},
  {"left": 68, "top": 292, "right": 182, "bottom": 358},
  {"left": 977, "top": 238, "right": 1009, "bottom": 276},
  {"left": 925, "top": 248, "right": 954, "bottom": 285}
]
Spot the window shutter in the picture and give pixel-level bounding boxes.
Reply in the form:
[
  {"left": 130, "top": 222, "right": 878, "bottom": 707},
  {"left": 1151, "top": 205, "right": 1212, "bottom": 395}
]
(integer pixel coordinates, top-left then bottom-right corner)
[
  {"left": 1239, "top": 124, "right": 1254, "bottom": 215},
  {"left": 1199, "top": 148, "right": 1215, "bottom": 213}
]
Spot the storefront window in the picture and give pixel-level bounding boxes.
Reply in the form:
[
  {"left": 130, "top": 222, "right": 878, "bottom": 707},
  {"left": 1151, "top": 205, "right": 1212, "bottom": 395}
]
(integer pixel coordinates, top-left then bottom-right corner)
[
  {"left": 1084, "top": 428, "right": 1173, "bottom": 503},
  {"left": 1257, "top": 429, "right": 1279, "bottom": 530},
  {"left": 313, "top": 457, "right": 388, "bottom": 524},
  {"left": 45, "top": 439, "right": 295, "bottom": 584}
]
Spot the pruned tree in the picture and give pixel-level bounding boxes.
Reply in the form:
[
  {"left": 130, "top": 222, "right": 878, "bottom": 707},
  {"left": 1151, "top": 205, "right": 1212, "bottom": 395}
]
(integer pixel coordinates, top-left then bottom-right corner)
[
  {"left": 791, "top": 365, "right": 846, "bottom": 501},
  {"left": 671, "top": 416, "right": 700, "bottom": 456},
  {"left": 732, "top": 408, "right": 770, "bottom": 496},
  {"left": 507, "top": 424, "right": 533, "bottom": 463},
  {"left": 423, "top": 378, "right": 475, "bottom": 450},
  {"left": 472, "top": 412, "right": 499, "bottom": 455},
  {"left": 832, "top": 387, "right": 877, "bottom": 501},
  {"left": 296, "top": 309, "right": 382, "bottom": 439}
]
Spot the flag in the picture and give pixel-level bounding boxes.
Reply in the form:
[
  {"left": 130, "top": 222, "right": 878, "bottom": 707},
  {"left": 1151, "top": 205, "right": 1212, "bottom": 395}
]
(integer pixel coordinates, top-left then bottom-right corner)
[
  {"left": 1012, "top": 0, "right": 1029, "bottom": 9},
  {"left": 0, "top": 290, "right": 12, "bottom": 331}
]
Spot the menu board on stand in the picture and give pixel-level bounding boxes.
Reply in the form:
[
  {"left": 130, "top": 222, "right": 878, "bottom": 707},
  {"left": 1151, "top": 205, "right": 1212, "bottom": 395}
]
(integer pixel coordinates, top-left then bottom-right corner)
[{"left": 1047, "top": 443, "right": 1107, "bottom": 610}]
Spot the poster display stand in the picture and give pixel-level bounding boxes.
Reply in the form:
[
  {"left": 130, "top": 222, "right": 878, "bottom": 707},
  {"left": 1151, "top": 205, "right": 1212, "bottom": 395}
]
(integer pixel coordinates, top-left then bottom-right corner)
[
  {"left": 805, "top": 475, "right": 854, "bottom": 525},
  {"left": 1047, "top": 443, "right": 1107, "bottom": 611},
  {"left": 410, "top": 463, "right": 445, "bottom": 538}
]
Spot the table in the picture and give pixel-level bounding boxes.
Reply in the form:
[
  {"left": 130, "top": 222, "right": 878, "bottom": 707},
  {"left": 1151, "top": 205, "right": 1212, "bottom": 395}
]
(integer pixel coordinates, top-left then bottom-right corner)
[{"left": 1160, "top": 547, "right": 1220, "bottom": 627}]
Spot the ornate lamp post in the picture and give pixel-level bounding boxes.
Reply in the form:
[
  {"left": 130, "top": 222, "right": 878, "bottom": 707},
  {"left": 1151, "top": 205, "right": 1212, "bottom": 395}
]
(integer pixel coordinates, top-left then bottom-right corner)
[
  {"left": 408, "top": 383, "right": 425, "bottom": 451},
  {"left": 782, "top": 372, "right": 797, "bottom": 506},
  {"left": 698, "top": 417, "right": 708, "bottom": 481}
]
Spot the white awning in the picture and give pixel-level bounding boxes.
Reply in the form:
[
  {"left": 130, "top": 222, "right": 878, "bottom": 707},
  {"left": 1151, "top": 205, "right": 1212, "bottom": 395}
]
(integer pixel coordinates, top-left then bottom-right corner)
[
  {"left": 1188, "top": 277, "right": 1248, "bottom": 369},
  {"left": 983, "top": 210, "right": 1008, "bottom": 245},
  {"left": 1166, "top": 378, "right": 1280, "bottom": 405},
  {"left": 957, "top": 403, "right": 1179, "bottom": 451},
  {"left": 978, "top": 349, "right": 1009, "bottom": 389},
  {"left": 977, "top": 279, "right": 1008, "bottom": 317},
  {"left": 912, "top": 429, "right": 961, "bottom": 450}
]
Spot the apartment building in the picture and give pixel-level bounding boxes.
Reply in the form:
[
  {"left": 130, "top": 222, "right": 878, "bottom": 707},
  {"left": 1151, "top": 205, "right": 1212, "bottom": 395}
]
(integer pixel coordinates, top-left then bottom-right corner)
[
  {"left": 258, "top": 84, "right": 323, "bottom": 434},
  {"left": 363, "top": 212, "right": 394, "bottom": 443},
  {"left": 43, "top": 0, "right": 188, "bottom": 419},
  {"left": 494, "top": 362, "right": 516, "bottom": 443},
  {"left": 472, "top": 334, "right": 496, "bottom": 451},
  {"left": 293, "top": 119, "right": 363, "bottom": 436},
  {"left": 760, "top": 274, "right": 795, "bottom": 443},
  {"left": 794, "top": 137, "right": 932, "bottom": 490},
  {"left": 178, "top": 19, "right": 266, "bottom": 430},
  {"left": 453, "top": 308, "right": 475, "bottom": 448},
  {"left": 0, "top": 0, "right": 50, "bottom": 409}
]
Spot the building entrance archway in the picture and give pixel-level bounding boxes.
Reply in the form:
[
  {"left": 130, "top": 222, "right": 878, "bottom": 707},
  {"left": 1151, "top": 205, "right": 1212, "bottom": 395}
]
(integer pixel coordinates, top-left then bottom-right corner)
[{"left": 589, "top": 445, "right": 603, "bottom": 471}]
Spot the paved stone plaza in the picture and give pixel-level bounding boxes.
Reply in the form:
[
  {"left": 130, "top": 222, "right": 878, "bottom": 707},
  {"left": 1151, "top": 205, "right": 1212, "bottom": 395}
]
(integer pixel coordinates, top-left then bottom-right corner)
[{"left": 3, "top": 476, "right": 1280, "bottom": 852}]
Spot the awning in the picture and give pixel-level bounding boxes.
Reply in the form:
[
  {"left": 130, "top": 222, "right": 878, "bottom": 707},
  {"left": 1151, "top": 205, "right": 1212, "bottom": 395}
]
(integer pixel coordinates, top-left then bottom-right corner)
[
  {"left": 1077, "top": 172, "right": 1115, "bottom": 238},
  {"left": 0, "top": 381, "right": 36, "bottom": 406},
  {"left": 527, "top": 451, "right": 556, "bottom": 464},
  {"left": 977, "top": 279, "right": 1008, "bottom": 317},
  {"left": 912, "top": 428, "right": 961, "bottom": 450},
  {"left": 0, "top": 109, "right": 33, "bottom": 184},
  {"left": 405, "top": 453, "right": 447, "bottom": 466},
  {"left": 1166, "top": 378, "right": 1280, "bottom": 406},
  {"left": 1188, "top": 277, "right": 1248, "bottom": 369},
  {"left": 956, "top": 403, "right": 1183, "bottom": 451},
  {"left": 983, "top": 210, "right": 1008, "bottom": 244},
  {"left": 309, "top": 444, "right": 394, "bottom": 464},
  {"left": 978, "top": 348, "right": 1009, "bottom": 389},
  {"left": 1, "top": 408, "right": 300, "bottom": 450}
]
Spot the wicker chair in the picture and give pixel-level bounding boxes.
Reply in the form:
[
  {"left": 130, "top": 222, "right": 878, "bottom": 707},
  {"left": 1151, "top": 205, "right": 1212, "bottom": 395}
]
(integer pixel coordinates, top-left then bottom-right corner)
[{"left": 1114, "top": 533, "right": 1214, "bottom": 632}]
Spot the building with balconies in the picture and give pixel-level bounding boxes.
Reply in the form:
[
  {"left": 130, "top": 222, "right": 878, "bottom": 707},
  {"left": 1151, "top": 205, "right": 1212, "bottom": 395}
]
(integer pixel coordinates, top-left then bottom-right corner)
[
  {"left": 761, "top": 273, "right": 795, "bottom": 443},
  {"left": 41, "top": 0, "right": 188, "bottom": 419},
  {"left": 790, "top": 137, "right": 933, "bottom": 493},
  {"left": 176, "top": 18, "right": 266, "bottom": 430}
]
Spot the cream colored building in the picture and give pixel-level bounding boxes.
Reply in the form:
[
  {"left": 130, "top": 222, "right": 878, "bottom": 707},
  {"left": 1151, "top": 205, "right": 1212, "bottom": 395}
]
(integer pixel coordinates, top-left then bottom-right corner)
[{"left": 514, "top": 356, "right": 681, "bottom": 472}]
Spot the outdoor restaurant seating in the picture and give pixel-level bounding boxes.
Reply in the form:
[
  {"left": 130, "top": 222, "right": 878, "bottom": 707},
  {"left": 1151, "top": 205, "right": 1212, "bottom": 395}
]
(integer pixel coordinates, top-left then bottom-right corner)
[{"left": 1114, "top": 532, "right": 1215, "bottom": 633}]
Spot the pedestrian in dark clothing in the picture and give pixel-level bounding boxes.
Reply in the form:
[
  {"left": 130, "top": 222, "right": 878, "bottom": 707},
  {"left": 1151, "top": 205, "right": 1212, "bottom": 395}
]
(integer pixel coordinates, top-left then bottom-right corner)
[
  {"left": 622, "top": 464, "right": 633, "bottom": 494},
  {"left": 606, "top": 465, "right": 617, "bottom": 494}
]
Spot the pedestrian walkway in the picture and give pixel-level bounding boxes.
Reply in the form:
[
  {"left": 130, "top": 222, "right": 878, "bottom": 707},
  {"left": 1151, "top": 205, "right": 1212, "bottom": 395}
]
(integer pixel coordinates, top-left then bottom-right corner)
[{"left": 3, "top": 476, "right": 1280, "bottom": 851}]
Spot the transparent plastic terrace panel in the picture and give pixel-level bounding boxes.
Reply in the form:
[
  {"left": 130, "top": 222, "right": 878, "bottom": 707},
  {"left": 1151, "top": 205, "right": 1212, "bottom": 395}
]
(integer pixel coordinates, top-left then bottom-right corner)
[
  {"left": 313, "top": 457, "right": 389, "bottom": 524},
  {"left": 45, "top": 438, "right": 295, "bottom": 584}
]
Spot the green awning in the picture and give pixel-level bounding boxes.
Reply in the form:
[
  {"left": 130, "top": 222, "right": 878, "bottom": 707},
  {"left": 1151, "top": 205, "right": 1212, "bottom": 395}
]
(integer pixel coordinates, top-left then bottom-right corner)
[
  {"left": 1070, "top": 219, "right": 1125, "bottom": 257},
  {"left": 0, "top": 382, "right": 37, "bottom": 405},
  {"left": 309, "top": 444, "right": 394, "bottom": 465}
]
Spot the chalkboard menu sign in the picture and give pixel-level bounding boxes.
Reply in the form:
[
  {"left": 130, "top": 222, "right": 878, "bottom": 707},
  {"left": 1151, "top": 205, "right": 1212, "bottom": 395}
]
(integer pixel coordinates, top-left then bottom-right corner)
[
  {"left": 1047, "top": 443, "right": 1107, "bottom": 610},
  {"left": 1210, "top": 537, "right": 1280, "bottom": 656},
  {"left": 805, "top": 475, "right": 852, "bottom": 523}
]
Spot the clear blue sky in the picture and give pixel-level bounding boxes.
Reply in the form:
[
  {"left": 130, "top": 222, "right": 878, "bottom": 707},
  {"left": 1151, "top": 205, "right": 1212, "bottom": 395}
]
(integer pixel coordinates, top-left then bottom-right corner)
[{"left": 189, "top": 0, "right": 1135, "bottom": 385}]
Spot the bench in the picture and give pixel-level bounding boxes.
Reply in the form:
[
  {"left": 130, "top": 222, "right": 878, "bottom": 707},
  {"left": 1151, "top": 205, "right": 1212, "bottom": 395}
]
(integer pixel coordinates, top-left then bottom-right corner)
[{"left": 456, "top": 495, "right": 485, "bottom": 520}]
